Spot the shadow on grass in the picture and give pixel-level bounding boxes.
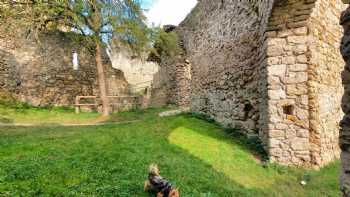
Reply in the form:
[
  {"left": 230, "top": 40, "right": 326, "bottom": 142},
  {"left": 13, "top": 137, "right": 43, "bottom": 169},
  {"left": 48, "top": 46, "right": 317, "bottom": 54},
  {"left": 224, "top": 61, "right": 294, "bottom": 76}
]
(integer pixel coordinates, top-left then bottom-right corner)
[
  {"left": 0, "top": 126, "right": 268, "bottom": 196},
  {"left": 0, "top": 110, "right": 340, "bottom": 196}
]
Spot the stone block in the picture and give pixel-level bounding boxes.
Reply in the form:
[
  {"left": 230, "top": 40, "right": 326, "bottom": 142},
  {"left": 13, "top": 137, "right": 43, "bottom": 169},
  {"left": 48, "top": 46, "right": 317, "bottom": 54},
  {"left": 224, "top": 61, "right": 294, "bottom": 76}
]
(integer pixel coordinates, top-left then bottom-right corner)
[
  {"left": 270, "top": 129, "right": 285, "bottom": 138},
  {"left": 296, "top": 55, "right": 308, "bottom": 63},
  {"left": 268, "top": 64, "right": 287, "bottom": 76},
  {"left": 270, "top": 139, "right": 281, "bottom": 148},
  {"left": 281, "top": 56, "right": 296, "bottom": 65},
  {"left": 288, "top": 64, "right": 308, "bottom": 72},
  {"left": 270, "top": 148, "right": 283, "bottom": 156},
  {"left": 282, "top": 72, "right": 308, "bottom": 84},
  {"left": 293, "top": 27, "right": 308, "bottom": 36},
  {"left": 268, "top": 89, "right": 286, "bottom": 100},
  {"left": 287, "top": 36, "right": 308, "bottom": 44},
  {"left": 277, "top": 30, "right": 293, "bottom": 38},
  {"left": 276, "top": 123, "right": 289, "bottom": 130},
  {"left": 293, "top": 45, "right": 308, "bottom": 54},
  {"left": 267, "top": 38, "right": 287, "bottom": 46},
  {"left": 291, "top": 138, "right": 309, "bottom": 151},
  {"left": 296, "top": 129, "right": 309, "bottom": 138},
  {"left": 267, "top": 45, "right": 285, "bottom": 57}
]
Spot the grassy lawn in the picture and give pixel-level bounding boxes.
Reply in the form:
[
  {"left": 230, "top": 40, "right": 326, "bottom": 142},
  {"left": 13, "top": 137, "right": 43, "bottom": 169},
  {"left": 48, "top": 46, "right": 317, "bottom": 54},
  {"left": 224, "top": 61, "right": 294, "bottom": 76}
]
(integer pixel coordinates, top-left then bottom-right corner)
[
  {"left": 0, "top": 104, "right": 102, "bottom": 125},
  {"left": 0, "top": 107, "right": 340, "bottom": 196}
]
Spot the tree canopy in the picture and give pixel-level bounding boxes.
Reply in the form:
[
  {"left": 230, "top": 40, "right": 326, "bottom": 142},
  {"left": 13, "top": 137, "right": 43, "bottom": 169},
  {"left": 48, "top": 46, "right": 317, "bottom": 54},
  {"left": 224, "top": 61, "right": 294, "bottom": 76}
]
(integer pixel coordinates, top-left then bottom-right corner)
[{"left": 0, "top": 0, "right": 150, "bottom": 55}]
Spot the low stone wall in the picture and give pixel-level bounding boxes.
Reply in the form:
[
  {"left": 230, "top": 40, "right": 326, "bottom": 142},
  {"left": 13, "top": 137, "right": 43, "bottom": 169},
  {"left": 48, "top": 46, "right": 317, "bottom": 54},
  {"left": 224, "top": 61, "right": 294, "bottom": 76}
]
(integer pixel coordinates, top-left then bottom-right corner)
[{"left": 0, "top": 27, "right": 129, "bottom": 107}]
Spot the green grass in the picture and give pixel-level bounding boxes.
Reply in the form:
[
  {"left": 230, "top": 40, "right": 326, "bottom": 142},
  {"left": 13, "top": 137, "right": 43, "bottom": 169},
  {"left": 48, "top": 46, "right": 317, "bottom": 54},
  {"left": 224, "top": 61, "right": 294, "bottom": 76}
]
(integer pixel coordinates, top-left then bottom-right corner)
[
  {"left": 0, "top": 107, "right": 341, "bottom": 196},
  {"left": 0, "top": 103, "right": 103, "bottom": 125}
]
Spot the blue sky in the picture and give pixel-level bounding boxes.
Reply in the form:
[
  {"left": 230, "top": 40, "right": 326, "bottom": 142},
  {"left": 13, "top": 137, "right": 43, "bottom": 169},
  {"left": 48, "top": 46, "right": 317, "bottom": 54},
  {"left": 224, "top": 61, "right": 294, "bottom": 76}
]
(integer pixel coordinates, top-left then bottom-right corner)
[
  {"left": 141, "top": 0, "right": 155, "bottom": 9},
  {"left": 141, "top": 0, "right": 197, "bottom": 26}
]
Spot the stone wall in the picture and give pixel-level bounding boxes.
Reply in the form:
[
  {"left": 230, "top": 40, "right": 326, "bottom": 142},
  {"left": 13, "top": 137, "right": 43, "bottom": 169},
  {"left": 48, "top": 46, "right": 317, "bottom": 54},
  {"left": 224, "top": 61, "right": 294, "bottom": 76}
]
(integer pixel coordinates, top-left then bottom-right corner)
[
  {"left": 261, "top": 0, "right": 345, "bottom": 166},
  {"left": 265, "top": 0, "right": 315, "bottom": 166},
  {"left": 0, "top": 27, "right": 129, "bottom": 107},
  {"left": 308, "top": 0, "right": 345, "bottom": 167},
  {"left": 340, "top": 5, "right": 350, "bottom": 196},
  {"left": 265, "top": 0, "right": 345, "bottom": 167},
  {"left": 149, "top": 25, "right": 192, "bottom": 108},
  {"left": 171, "top": 0, "right": 345, "bottom": 167},
  {"left": 109, "top": 49, "right": 159, "bottom": 92},
  {"left": 177, "top": 0, "right": 274, "bottom": 137},
  {"left": 150, "top": 54, "right": 191, "bottom": 108}
]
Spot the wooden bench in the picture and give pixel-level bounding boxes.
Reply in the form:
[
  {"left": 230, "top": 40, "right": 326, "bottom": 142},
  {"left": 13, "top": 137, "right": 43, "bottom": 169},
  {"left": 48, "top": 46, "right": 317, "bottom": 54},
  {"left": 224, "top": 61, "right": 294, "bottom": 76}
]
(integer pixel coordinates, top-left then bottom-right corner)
[
  {"left": 75, "top": 95, "right": 140, "bottom": 114},
  {"left": 75, "top": 96, "right": 98, "bottom": 114}
]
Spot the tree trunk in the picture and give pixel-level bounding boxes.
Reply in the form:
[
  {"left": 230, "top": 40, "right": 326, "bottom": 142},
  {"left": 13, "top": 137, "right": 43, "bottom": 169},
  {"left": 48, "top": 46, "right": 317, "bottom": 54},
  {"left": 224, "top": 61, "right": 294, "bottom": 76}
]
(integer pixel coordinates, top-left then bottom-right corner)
[{"left": 95, "top": 42, "right": 110, "bottom": 116}]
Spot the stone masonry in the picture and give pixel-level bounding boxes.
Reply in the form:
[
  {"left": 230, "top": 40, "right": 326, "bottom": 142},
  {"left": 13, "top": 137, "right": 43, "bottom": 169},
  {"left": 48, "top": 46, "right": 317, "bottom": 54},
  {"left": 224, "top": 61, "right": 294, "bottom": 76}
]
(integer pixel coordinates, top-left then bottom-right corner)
[
  {"left": 265, "top": 0, "right": 345, "bottom": 166},
  {"left": 150, "top": 55, "right": 191, "bottom": 108},
  {"left": 178, "top": 0, "right": 273, "bottom": 138},
  {"left": 150, "top": 26, "right": 192, "bottom": 108},
  {"left": 340, "top": 3, "right": 350, "bottom": 196},
  {"left": 165, "top": 0, "right": 346, "bottom": 167},
  {"left": 109, "top": 47, "right": 159, "bottom": 92},
  {"left": 0, "top": 27, "right": 129, "bottom": 107}
]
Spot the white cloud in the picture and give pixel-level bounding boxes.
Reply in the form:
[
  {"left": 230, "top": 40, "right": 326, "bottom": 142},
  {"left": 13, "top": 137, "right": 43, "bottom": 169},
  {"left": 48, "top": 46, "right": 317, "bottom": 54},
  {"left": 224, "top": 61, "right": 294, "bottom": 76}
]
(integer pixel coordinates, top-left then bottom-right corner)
[{"left": 145, "top": 0, "right": 197, "bottom": 26}]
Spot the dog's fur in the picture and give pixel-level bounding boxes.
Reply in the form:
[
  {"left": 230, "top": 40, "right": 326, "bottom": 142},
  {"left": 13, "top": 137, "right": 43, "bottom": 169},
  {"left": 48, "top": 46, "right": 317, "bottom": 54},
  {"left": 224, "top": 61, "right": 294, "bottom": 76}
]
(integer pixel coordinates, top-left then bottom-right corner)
[{"left": 144, "top": 164, "right": 180, "bottom": 197}]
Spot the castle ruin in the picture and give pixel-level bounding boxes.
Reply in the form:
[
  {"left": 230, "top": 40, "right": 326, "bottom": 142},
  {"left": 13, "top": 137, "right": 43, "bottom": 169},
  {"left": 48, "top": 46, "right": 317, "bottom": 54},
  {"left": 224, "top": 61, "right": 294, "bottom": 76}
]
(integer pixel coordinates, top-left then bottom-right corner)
[
  {"left": 156, "top": 0, "right": 346, "bottom": 167},
  {"left": 0, "top": 0, "right": 347, "bottom": 169},
  {"left": 0, "top": 26, "right": 130, "bottom": 108}
]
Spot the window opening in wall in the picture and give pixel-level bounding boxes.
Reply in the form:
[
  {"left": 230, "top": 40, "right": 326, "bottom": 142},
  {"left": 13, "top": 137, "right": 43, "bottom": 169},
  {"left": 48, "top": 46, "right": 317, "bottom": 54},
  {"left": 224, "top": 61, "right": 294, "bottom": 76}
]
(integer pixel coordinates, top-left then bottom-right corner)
[
  {"left": 72, "top": 50, "right": 79, "bottom": 70},
  {"left": 283, "top": 105, "right": 294, "bottom": 116},
  {"left": 16, "top": 80, "right": 21, "bottom": 87}
]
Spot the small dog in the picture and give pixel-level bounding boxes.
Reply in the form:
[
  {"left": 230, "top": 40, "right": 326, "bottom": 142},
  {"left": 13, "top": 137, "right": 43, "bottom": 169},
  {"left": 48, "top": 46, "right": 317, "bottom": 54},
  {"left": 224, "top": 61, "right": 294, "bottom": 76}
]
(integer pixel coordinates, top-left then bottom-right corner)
[{"left": 144, "top": 164, "right": 180, "bottom": 197}]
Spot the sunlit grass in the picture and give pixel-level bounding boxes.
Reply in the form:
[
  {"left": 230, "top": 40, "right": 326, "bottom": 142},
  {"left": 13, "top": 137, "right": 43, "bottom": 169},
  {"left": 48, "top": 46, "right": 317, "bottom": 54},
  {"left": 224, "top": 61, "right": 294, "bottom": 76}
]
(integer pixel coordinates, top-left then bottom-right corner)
[
  {"left": 0, "top": 105, "right": 101, "bottom": 124},
  {"left": 169, "top": 127, "right": 277, "bottom": 189}
]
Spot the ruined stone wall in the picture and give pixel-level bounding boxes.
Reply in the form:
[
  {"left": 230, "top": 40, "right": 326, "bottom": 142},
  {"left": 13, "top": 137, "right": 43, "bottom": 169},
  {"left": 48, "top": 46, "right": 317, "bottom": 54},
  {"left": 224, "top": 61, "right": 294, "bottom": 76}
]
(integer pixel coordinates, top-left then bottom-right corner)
[
  {"left": 0, "top": 28, "right": 129, "bottom": 107},
  {"left": 109, "top": 49, "right": 159, "bottom": 91},
  {"left": 266, "top": 0, "right": 316, "bottom": 166},
  {"left": 340, "top": 5, "right": 350, "bottom": 196},
  {"left": 265, "top": 0, "right": 344, "bottom": 167},
  {"left": 150, "top": 55, "right": 191, "bottom": 107},
  {"left": 149, "top": 62, "right": 172, "bottom": 107},
  {"left": 174, "top": 60, "right": 191, "bottom": 107},
  {"left": 172, "top": 0, "right": 345, "bottom": 167},
  {"left": 308, "top": 0, "right": 345, "bottom": 166},
  {"left": 177, "top": 0, "right": 274, "bottom": 137}
]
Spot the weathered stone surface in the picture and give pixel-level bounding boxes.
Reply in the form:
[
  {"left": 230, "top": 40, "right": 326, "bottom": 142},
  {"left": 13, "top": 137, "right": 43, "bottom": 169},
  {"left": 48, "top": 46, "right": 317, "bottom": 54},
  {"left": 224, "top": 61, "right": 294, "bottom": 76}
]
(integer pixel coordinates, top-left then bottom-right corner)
[
  {"left": 176, "top": 0, "right": 274, "bottom": 137},
  {"left": 265, "top": 0, "right": 344, "bottom": 167},
  {"left": 158, "top": 0, "right": 345, "bottom": 168},
  {"left": 340, "top": 5, "right": 350, "bottom": 196},
  {"left": 308, "top": 0, "right": 344, "bottom": 167},
  {"left": 0, "top": 27, "right": 129, "bottom": 108},
  {"left": 109, "top": 48, "right": 159, "bottom": 92}
]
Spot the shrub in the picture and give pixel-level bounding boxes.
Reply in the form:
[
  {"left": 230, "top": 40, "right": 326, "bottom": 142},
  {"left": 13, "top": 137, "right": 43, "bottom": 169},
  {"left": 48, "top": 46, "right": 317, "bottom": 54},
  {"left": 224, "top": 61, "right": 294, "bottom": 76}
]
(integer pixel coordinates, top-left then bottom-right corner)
[{"left": 148, "top": 28, "right": 183, "bottom": 63}]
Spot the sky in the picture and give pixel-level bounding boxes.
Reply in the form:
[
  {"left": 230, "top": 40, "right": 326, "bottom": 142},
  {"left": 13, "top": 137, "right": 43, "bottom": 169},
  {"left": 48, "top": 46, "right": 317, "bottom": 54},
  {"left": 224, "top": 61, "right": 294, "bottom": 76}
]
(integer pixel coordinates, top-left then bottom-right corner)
[{"left": 142, "top": 0, "right": 197, "bottom": 26}]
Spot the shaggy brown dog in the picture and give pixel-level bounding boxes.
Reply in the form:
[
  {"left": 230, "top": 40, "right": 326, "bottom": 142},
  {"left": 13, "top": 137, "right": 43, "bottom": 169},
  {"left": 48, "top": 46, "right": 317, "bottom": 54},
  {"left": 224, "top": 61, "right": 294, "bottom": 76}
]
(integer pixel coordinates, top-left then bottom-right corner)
[{"left": 144, "top": 164, "right": 180, "bottom": 197}]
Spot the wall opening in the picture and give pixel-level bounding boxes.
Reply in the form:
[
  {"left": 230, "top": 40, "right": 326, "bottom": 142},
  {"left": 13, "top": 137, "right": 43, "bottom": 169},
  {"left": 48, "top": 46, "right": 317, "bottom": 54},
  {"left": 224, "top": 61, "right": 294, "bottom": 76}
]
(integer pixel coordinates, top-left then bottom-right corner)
[
  {"left": 282, "top": 105, "right": 294, "bottom": 116},
  {"left": 244, "top": 102, "right": 253, "bottom": 120}
]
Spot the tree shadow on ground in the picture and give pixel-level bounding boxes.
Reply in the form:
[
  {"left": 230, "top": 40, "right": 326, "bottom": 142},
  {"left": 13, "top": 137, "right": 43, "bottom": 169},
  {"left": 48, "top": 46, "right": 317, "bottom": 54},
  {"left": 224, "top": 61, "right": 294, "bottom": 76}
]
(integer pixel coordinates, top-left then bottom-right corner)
[{"left": 0, "top": 111, "right": 340, "bottom": 196}]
